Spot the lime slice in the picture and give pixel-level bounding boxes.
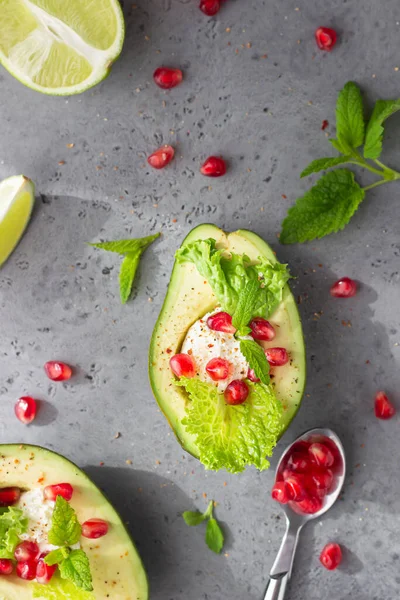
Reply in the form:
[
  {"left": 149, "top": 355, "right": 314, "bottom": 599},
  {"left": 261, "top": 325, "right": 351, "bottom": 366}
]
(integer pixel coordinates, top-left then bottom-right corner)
[
  {"left": 0, "top": 175, "right": 35, "bottom": 267},
  {"left": 0, "top": 0, "right": 125, "bottom": 95}
]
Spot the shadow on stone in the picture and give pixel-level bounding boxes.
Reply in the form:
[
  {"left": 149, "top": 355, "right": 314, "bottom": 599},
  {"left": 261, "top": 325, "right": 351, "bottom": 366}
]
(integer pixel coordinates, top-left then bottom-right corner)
[{"left": 84, "top": 467, "right": 252, "bottom": 600}]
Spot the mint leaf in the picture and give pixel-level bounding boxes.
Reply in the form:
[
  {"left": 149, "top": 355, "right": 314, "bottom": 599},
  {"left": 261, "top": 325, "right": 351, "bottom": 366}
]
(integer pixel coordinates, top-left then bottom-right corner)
[
  {"left": 45, "top": 547, "right": 71, "bottom": 566},
  {"left": 240, "top": 339, "right": 270, "bottom": 384},
  {"left": 205, "top": 518, "right": 224, "bottom": 554},
  {"left": 90, "top": 233, "right": 160, "bottom": 304},
  {"left": 232, "top": 280, "right": 261, "bottom": 330},
  {"left": 301, "top": 156, "right": 352, "bottom": 178},
  {"left": 48, "top": 496, "right": 81, "bottom": 547},
  {"left": 182, "top": 502, "right": 213, "bottom": 527},
  {"left": 58, "top": 549, "right": 93, "bottom": 592},
  {"left": 89, "top": 234, "right": 160, "bottom": 255},
  {"left": 335, "top": 81, "right": 365, "bottom": 149},
  {"left": 280, "top": 169, "right": 365, "bottom": 244},
  {"left": 364, "top": 99, "right": 400, "bottom": 159},
  {"left": 119, "top": 252, "right": 141, "bottom": 304},
  {"left": 183, "top": 510, "right": 207, "bottom": 526}
]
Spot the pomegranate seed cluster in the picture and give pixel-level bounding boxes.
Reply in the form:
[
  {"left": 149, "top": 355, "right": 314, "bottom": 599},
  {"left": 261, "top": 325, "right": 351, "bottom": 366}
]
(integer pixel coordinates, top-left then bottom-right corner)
[
  {"left": 170, "top": 309, "right": 289, "bottom": 405},
  {"left": 272, "top": 436, "right": 343, "bottom": 515}
]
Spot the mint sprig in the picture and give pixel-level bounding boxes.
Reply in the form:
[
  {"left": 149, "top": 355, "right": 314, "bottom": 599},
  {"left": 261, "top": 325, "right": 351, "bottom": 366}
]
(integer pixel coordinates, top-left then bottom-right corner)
[
  {"left": 45, "top": 497, "right": 93, "bottom": 592},
  {"left": 232, "top": 280, "right": 260, "bottom": 333},
  {"left": 183, "top": 501, "right": 224, "bottom": 554},
  {"left": 240, "top": 339, "right": 270, "bottom": 384},
  {"left": 89, "top": 233, "right": 160, "bottom": 303},
  {"left": 281, "top": 81, "right": 400, "bottom": 244}
]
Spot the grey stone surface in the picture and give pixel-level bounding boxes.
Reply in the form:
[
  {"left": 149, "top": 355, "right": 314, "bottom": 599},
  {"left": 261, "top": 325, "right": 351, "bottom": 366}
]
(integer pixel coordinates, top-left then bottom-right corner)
[{"left": 0, "top": 0, "right": 400, "bottom": 598}]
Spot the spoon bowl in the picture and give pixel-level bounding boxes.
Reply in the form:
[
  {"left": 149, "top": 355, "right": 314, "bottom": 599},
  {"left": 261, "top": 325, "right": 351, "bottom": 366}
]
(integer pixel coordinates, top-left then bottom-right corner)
[{"left": 262, "top": 427, "right": 346, "bottom": 600}]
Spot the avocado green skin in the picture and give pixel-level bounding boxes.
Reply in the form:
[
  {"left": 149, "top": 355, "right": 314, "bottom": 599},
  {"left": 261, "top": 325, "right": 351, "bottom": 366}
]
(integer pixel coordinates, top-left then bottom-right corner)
[
  {"left": 149, "top": 224, "right": 306, "bottom": 462},
  {"left": 0, "top": 443, "right": 148, "bottom": 600}
]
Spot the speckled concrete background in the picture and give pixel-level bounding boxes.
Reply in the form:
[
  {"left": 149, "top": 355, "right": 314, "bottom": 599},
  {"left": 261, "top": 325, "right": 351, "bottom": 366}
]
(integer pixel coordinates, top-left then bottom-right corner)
[{"left": 1, "top": 1, "right": 400, "bottom": 598}]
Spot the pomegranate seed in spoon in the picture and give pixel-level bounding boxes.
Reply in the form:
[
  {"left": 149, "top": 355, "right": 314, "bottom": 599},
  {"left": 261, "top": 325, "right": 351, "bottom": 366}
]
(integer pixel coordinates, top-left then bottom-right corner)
[
  {"left": 199, "top": 0, "right": 221, "bottom": 16},
  {"left": 308, "top": 443, "right": 334, "bottom": 468},
  {"left": 375, "top": 391, "right": 396, "bottom": 420},
  {"left": 200, "top": 156, "right": 227, "bottom": 177},
  {"left": 170, "top": 354, "right": 196, "bottom": 378},
  {"left": 15, "top": 397, "right": 37, "bottom": 424},
  {"left": 271, "top": 481, "right": 291, "bottom": 504},
  {"left": 147, "top": 145, "right": 175, "bottom": 169},
  {"left": 315, "top": 27, "right": 338, "bottom": 52},
  {"left": 82, "top": 519, "right": 109, "bottom": 539},
  {"left": 330, "top": 277, "right": 357, "bottom": 298},
  {"left": 319, "top": 542, "right": 342, "bottom": 570},
  {"left": 44, "top": 361, "right": 72, "bottom": 381},
  {"left": 153, "top": 67, "right": 183, "bottom": 89}
]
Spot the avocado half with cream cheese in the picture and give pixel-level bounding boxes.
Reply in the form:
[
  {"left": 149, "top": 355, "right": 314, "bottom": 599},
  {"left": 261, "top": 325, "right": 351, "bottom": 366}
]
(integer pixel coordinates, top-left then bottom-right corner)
[
  {"left": 149, "top": 224, "right": 306, "bottom": 470},
  {"left": 0, "top": 444, "right": 148, "bottom": 600}
]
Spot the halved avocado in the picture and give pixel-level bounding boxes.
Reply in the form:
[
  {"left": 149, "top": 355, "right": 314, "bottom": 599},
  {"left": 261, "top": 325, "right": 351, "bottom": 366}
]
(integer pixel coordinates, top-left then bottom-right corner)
[
  {"left": 0, "top": 444, "right": 148, "bottom": 600},
  {"left": 149, "top": 224, "right": 306, "bottom": 459}
]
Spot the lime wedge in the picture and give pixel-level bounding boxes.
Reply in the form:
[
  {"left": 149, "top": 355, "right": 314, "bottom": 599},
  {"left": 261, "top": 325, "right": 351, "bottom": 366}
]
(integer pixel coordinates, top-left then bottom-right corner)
[
  {"left": 0, "top": 0, "right": 125, "bottom": 95},
  {"left": 0, "top": 175, "right": 35, "bottom": 267}
]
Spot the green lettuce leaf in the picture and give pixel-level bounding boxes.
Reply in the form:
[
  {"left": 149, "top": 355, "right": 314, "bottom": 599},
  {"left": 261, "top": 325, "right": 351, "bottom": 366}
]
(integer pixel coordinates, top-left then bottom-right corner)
[
  {"left": 0, "top": 507, "right": 28, "bottom": 559},
  {"left": 175, "top": 238, "right": 289, "bottom": 318},
  {"left": 33, "top": 573, "right": 94, "bottom": 599},
  {"left": 177, "top": 378, "right": 283, "bottom": 473}
]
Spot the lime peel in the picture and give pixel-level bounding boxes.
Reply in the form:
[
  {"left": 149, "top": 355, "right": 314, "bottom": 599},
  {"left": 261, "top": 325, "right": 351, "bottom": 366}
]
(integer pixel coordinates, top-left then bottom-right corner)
[{"left": 0, "top": 175, "right": 35, "bottom": 267}]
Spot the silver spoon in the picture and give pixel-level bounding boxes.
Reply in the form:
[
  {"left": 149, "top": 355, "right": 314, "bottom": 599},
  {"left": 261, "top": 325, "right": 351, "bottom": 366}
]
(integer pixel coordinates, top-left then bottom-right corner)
[{"left": 263, "top": 427, "right": 346, "bottom": 600}]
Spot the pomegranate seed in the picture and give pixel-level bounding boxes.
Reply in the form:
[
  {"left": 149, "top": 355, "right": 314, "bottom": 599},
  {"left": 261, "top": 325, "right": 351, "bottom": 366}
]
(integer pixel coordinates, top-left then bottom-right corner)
[
  {"left": 44, "top": 361, "right": 72, "bottom": 382},
  {"left": 153, "top": 67, "right": 183, "bottom": 90},
  {"left": 169, "top": 353, "right": 196, "bottom": 378},
  {"left": 16, "top": 560, "right": 37, "bottom": 581},
  {"left": 44, "top": 483, "right": 73, "bottom": 502},
  {"left": 200, "top": 156, "right": 227, "bottom": 177},
  {"left": 319, "top": 543, "right": 342, "bottom": 570},
  {"left": 309, "top": 468, "right": 334, "bottom": 495},
  {"left": 249, "top": 318, "right": 276, "bottom": 342},
  {"left": 15, "top": 396, "right": 37, "bottom": 424},
  {"left": 206, "top": 357, "right": 231, "bottom": 381},
  {"left": 36, "top": 558, "right": 57, "bottom": 584},
  {"left": 284, "top": 473, "right": 306, "bottom": 501},
  {"left": 265, "top": 348, "right": 289, "bottom": 367},
  {"left": 199, "top": 0, "right": 221, "bottom": 16},
  {"left": 271, "top": 481, "right": 290, "bottom": 504},
  {"left": 247, "top": 368, "right": 260, "bottom": 383},
  {"left": 0, "top": 559, "right": 13, "bottom": 575},
  {"left": 296, "top": 496, "right": 323, "bottom": 514},
  {"left": 375, "top": 391, "right": 396, "bottom": 420},
  {"left": 0, "top": 487, "right": 21, "bottom": 506},
  {"left": 14, "top": 541, "right": 40, "bottom": 563},
  {"left": 147, "top": 145, "right": 175, "bottom": 169},
  {"left": 207, "top": 312, "right": 236, "bottom": 334},
  {"left": 81, "top": 518, "right": 109, "bottom": 539},
  {"left": 309, "top": 443, "right": 334, "bottom": 468},
  {"left": 315, "top": 27, "right": 338, "bottom": 52},
  {"left": 287, "top": 451, "right": 313, "bottom": 473},
  {"left": 330, "top": 277, "right": 357, "bottom": 298},
  {"left": 224, "top": 380, "right": 249, "bottom": 405},
  {"left": 321, "top": 120, "right": 329, "bottom": 130}
]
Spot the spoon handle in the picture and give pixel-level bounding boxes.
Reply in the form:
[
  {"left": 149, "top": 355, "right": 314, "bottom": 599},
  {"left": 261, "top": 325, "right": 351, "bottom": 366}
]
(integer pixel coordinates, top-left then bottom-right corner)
[
  {"left": 262, "top": 573, "right": 289, "bottom": 600},
  {"left": 269, "top": 517, "right": 302, "bottom": 578}
]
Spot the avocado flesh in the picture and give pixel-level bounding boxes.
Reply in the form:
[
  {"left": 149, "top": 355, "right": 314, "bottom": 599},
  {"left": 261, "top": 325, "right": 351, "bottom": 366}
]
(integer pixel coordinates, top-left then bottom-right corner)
[
  {"left": 149, "top": 224, "right": 306, "bottom": 459},
  {"left": 0, "top": 444, "right": 148, "bottom": 600}
]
